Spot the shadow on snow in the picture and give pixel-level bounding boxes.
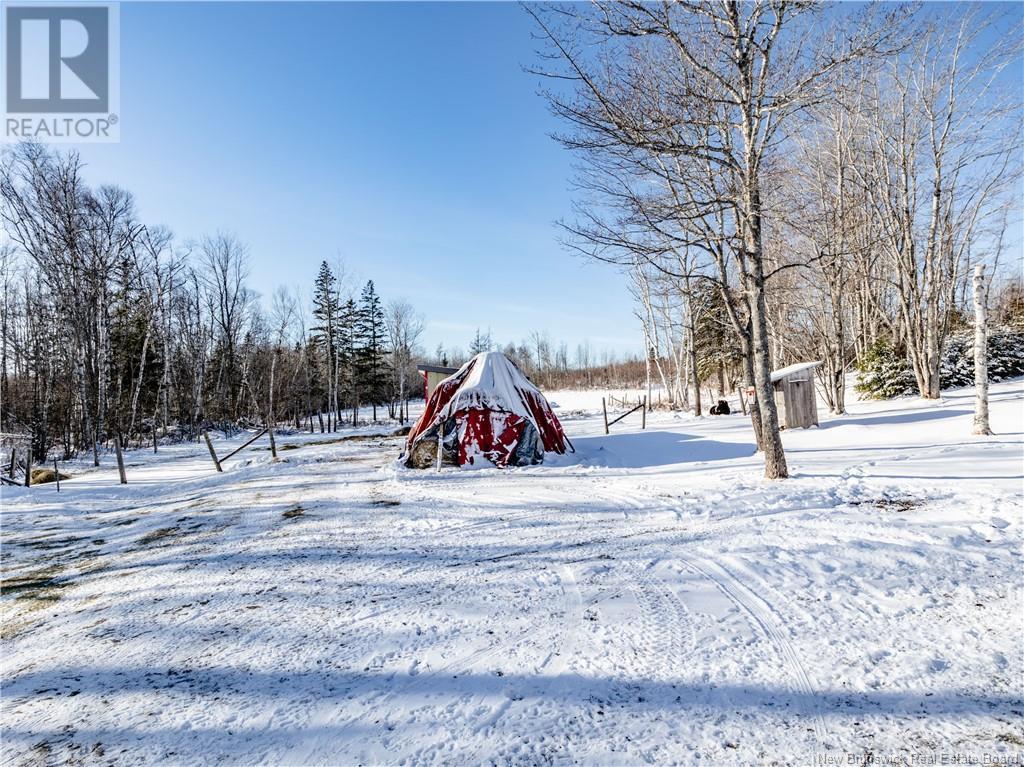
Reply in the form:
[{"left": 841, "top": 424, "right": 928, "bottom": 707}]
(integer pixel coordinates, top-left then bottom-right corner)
[{"left": 557, "top": 430, "right": 756, "bottom": 469}]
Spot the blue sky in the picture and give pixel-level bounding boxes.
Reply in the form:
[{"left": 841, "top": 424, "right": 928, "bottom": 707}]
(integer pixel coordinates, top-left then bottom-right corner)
[
  {"left": 63, "top": 2, "right": 1024, "bottom": 359},
  {"left": 70, "top": 1, "right": 643, "bottom": 357}
]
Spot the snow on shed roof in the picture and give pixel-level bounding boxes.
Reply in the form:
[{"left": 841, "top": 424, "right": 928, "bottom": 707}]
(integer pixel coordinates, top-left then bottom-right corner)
[{"left": 770, "top": 360, "right": 822, "bottom": 383}]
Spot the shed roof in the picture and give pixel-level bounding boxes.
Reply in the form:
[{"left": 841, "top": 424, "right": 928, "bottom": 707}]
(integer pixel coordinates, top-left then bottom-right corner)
[
  {"left": 416, "top": 364, "right": 459, "bottom": 375},
  {"left": 770, "top": 360, "right": 822, "bottom": 383}
]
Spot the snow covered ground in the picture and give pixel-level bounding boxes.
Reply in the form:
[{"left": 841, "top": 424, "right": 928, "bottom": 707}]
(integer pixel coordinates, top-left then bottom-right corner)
[{"left": 1, "top": 381, "right": 1022, "bottom": 766}]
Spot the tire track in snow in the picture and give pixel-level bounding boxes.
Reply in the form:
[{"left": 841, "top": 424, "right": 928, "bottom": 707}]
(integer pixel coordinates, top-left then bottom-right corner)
[
  {"left": 582, "top": 479, "right": 829, "bottom": 761},
  {"left": 676, "top": 554, "right": 829, "bottom": 762},
  {"left": 298, "top": 461, "right": 849, "bottom": 763},
  {"left": 570, "top": 515, "right": 699, "bottom": 763},
  {"left": 615, "top": 556, "right": 699, "bottom": 684}
]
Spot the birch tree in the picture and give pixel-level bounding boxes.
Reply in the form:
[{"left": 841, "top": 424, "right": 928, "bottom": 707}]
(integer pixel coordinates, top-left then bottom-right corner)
[
  {"left": 972, "top": 263, "right": 992, "bottom": 435},
  {"left": 862, "top": 9, "right": 1021, "bottom": 398},
  {"left": 386, "top": 298, "right": 425, "bottom": 424}
]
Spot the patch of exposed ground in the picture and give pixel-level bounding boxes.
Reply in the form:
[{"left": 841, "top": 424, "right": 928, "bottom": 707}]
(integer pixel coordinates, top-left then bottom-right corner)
[
  {"left": 136, "top": 527, "right": 180, "bottom": 546},
  {"left": 849, "top": 497, "right": 924, "bottom": 513},
  {"left": 0, "top": 566, "right": 70, "bottom": 639}
]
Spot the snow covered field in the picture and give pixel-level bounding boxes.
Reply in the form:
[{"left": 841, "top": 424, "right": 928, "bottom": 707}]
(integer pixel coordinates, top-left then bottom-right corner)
[{"left": 1, "top": 381, "right": 1022, "bottom": 766}]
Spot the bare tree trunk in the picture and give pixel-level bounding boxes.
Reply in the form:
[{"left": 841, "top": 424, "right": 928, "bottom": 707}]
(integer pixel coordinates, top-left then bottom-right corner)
[
  {"left": 114, "top": 433, "right": 127, "bottom": 484},
  {"left": 750, "top": 288, "right": 786, "bottom": 477},
  {"left": 972, "top": 263, "right": 992, "bottom": 436},
  {"left": 333, "top": 349, "right": 341, "bottom": 432},
  {"left": 745, "top": 188, "right": 788, "bottom": 479},
  {"left": 687, "top": 312, "right": 701, "bottom": 417},
  {"left": 268, "top": 352, "right": 277, "bottom": 426},
  {"left": 126, "top": 322, "right": 152, "bottom": 439}
]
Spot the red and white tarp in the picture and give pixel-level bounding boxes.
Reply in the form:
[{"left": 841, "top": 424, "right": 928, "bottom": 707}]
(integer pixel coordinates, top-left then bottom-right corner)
[{"left": 406, "top": 352, "right": 570, "bottom": 467}]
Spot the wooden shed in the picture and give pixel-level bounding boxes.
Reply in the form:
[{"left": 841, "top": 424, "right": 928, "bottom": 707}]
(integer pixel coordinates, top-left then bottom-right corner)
[
  {"left": 770, "top": 361, "right": 822, "bottom": 429},
  {"left": 416, "top": 363, "right": 459, "bottom": 400}
]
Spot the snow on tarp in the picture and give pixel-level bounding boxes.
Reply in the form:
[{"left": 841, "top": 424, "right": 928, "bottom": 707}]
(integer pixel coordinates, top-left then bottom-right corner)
[
  {"left": 770, "top": 360, "right": 822, "bottom": 383},
  {"left": 406, "top": 351, "right": 570, "bottom": 468}
]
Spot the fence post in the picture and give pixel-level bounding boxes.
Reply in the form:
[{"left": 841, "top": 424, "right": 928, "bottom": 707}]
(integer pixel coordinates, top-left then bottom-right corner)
[
  {"left": 23, "top": 451, "right": 31, "bottom": 487},
  {"left": 268, "top": 424, "right": 277, "bottom": 459},
  {"left": 114, "top": 434, "right": 127, "bottom": 485},
  {"left": 54, "top": 458, "right": 60, "bottom": 492},
  {"left": 602, "top": 397, "right": 609, "bottom": 435},
  {"left": 203, "top": 430, "right": 223, "bottom": 472},
  {"left": 8, "top": 448, "right": 15, "bottom": 478},
  {"left": 642, "top": 396, "right": 647, "bottom": 430}
]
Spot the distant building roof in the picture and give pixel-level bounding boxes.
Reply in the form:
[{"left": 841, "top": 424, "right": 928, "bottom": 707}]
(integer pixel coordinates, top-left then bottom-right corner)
[
  {"left": 770, "top": 360, "right": 822, "bottom": 383},
  {"left": 417, "top": 364, "right": 459, "bottom": 375}
]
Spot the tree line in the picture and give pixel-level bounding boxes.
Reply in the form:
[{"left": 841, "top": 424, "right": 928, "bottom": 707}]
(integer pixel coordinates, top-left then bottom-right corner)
[
  {"left": 0, "top": 142, "right": 425, "bottom": 464},
  {"left": 528, "top": 1, "right": 1022, "bottom": 478},
  {"left": 434, "top": 328, "right": 653, "bottom": 392}
]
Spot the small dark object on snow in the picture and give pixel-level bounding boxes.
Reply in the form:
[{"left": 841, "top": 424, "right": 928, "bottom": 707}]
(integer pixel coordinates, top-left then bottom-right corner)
[
  {"left": 709, "top": 399, "right": 731, "bottom": 416},
  {"left": 391, "top": 426, "right": 412, "bottom": 437}
]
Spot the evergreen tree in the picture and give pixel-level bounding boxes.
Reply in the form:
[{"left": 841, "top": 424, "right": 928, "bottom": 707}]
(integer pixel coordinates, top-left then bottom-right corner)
[
  {"left": 311, "top": 262, "right": 340, "bottom": 428},
  {"left": 469, "top": 328, "right": 493, "bottom": 355},
  {"left": 355, "top": 281, "right": 390, "bottom": 422},
  {"left": 693, "top": 283, "right": 742, "bottom": 394},
  {"left": 337, "top": 297, "right": 361, "bottom": 425},
  {"left": 855, "top": 339, "right": 918, "bottom": 399},
  {"left": 857, "top": 330, "right": 1024, "bottom": 400}
]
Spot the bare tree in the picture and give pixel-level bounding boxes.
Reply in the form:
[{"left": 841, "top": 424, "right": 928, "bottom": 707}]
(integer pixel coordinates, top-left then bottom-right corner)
[
  {"left": 528, "top": 1, "right": 906, "bottom": 477},
  {"left": 268, "top": 285, "right": 299, "bottom": 425},
  {"left": 386, "top": 298, "right": 425, "bottom": 423},
  {"left": 861, "top": 8, "right": 1021, "bottom": 398},
  {"left": 199, "top": 233, "right": 251, "bottom": 420}
]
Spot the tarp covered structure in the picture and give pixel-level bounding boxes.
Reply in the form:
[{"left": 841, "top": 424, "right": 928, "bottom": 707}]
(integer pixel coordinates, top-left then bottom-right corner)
[{"left": 404, "top": 351, "right": 571, "bottom": 468}]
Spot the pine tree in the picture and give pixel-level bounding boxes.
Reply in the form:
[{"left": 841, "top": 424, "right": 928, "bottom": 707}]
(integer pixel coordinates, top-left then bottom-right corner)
[
  {"left": 355, "top": 281, "right": 390, "bottom": 422},
  {"left": 693, "top": 282, "right": 742, "bottom": 396},
  {"left": 338, "top": 297, "right": 361, "bottom": 425},
  {"left": 311, "top": 262, "right": 340, "bottom": 429},
  {"left": 469, "top": 328, "right": 492, "bottom": 355}
]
